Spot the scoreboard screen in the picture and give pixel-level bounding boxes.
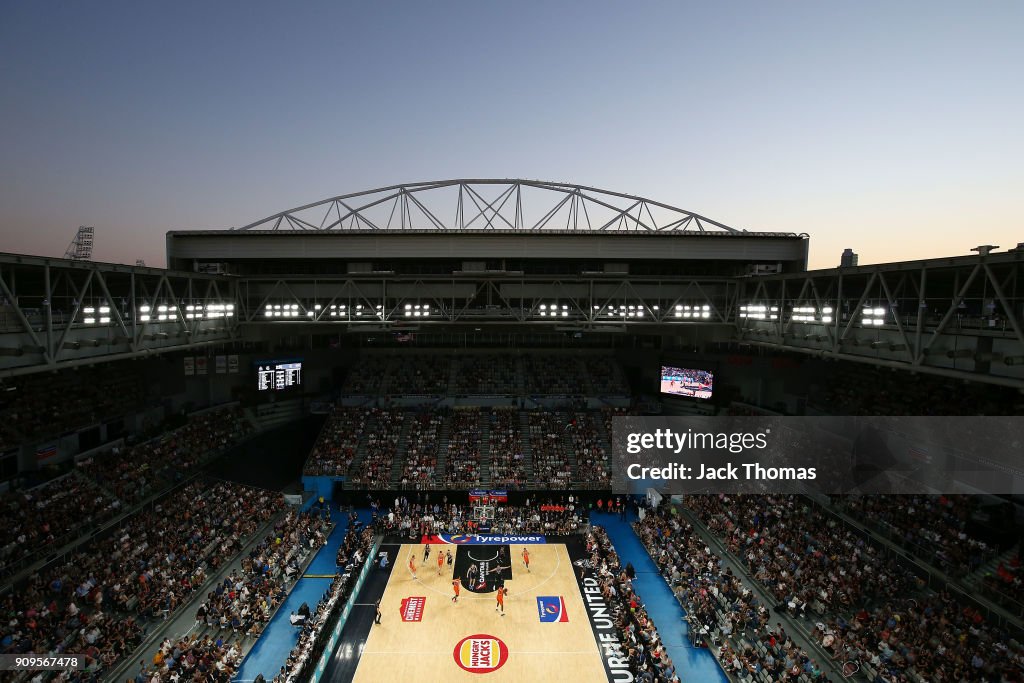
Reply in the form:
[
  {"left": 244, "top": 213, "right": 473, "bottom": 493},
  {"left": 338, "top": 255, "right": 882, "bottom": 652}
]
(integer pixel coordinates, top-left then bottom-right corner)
[
  {"left": 659, "top": 365, "right": 713, "bottom": 399},
  {"left": 256, "top": 360, "right": 303, "bottom": 392}
]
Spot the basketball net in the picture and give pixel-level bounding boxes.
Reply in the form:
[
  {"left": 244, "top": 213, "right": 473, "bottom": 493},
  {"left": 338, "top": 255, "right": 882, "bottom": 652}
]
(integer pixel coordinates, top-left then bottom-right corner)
[{"left": 473, "top": 504, "right": 495, "bottom": 522}]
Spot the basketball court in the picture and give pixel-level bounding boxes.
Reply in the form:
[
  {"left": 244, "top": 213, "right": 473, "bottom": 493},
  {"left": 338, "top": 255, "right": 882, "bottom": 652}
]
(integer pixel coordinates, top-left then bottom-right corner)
[{"left": 348, "top": 541, "right": 609, "bottom": 681}]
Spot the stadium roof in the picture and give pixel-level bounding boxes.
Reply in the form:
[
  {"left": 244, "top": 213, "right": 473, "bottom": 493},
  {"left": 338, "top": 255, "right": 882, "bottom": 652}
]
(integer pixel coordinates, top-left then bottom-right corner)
[{"left": 228, "top": 179, "right": 799, "bottom": 236}]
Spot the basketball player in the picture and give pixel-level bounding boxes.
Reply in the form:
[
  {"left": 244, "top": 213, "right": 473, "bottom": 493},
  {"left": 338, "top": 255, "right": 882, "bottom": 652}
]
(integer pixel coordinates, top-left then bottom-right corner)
[
  {"left": 495, "top": 586, "right": 507, "bottom": 616},
  {"left": 451, "top": 578, "right": 461, "bottom": 603},
  {"left": 522, "top": 547, "right": 530, "bottom": 573},
  {"left": 409, "top": 554, "right": 418, "bottom": 580},
  {"left": 422, "top": 544, "right": 430, "bottom": 565},
  {"left": 374, "top": 599, "right": 382, "bottom": 625},
  {"left": 466, "top": 563, "right": 479, "bottom": 588},
  {"left": 446, "top": 549, "right": 453, "bottom": 567},
  {"left": 437, "top": 550, "right": 445, "bottom": 575}
]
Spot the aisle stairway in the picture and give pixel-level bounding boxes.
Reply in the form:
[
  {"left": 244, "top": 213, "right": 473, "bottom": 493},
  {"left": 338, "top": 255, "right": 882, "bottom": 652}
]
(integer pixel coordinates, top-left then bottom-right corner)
[
  {"left": 964, "top": 544, "right": 1020, "bottom": 591},
  {"left": 556, "top": 410, "right": 580, "bottom": 483},
  {"left": 435, "top": 416, "right": 452, "bottom": 481},
  {"left": 388, "top": 412, "right": 414, "bottom": 487},
  {"left": 479, "top": 415, "right": 491, "bottom": 487},
  {"left": 519, "top": 411, "right": 534, "bottom": 485}
]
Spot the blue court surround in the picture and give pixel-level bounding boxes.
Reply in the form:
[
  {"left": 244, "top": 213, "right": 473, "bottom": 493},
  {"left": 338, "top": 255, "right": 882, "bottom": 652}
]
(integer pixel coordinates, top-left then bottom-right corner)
[
  {"left": 234, "top": 506, "right": 374, "bottom": 682},
  {"left": 591, "top": 509, "right": 728, "bottom": 683}
]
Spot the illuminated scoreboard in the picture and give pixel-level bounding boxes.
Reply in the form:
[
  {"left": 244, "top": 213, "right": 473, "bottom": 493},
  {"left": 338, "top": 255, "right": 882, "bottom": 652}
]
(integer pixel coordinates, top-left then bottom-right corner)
[{"left": 256, "top": 360, "right": 303, "bottom": 392}]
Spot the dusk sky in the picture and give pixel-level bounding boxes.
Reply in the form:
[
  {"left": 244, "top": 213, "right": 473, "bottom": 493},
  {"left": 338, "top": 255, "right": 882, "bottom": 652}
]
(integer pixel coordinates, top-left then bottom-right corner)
[{"left": 1, "top": 2, "right": 1021, "bottom": 269}]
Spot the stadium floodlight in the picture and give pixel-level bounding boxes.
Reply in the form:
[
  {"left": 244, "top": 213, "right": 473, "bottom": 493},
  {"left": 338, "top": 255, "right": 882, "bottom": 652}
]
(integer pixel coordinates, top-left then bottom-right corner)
[
  {"left": 405, "top": 311, "right": 412, "bottom": 317},
  {"left": 314, "top": 304, "right": 321, "bottom": 310},
  {"left": 701, "top": 311, "right": 710, "bottom": 318},
  {"left": 676, "top": 305, "right": 683, "bottom": 311},
  {"left": 100, "top": 316, "right": 110, "bottom": 323},
  {"left": 307, "top": 311, "right": 314, "bottom": 318},
  {"left": 562, "top": 311, "right": 568, "bottom": 317},
  {"left": 84, "top": 306, "right": 95, "bottom": 314},
  {"left": 423, "top": 304, "right": 430, "bottom": 310},
  {"left": 652, "top": 305, "right": 659, "bottom": 310},
  {"left": 84, "top": 317, "right": 95, "bottom": 324},
  {"left": 702, "top": 305, "right": 710, "bottom": 311},
  {"left": 405, "top": 304, "right": 412, "bottom": 310},
  {"left": 140, "top": 314, "right": 150, "bottom": 322},
  {"left": 539, "top": 304, "right": 547, "bottom": 310}
]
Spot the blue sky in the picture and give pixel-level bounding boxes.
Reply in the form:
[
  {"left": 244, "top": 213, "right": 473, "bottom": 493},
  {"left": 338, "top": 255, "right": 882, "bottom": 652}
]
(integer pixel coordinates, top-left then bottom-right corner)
[{"left": 1, "top": 1, "right": 1021, "bottom": 268}]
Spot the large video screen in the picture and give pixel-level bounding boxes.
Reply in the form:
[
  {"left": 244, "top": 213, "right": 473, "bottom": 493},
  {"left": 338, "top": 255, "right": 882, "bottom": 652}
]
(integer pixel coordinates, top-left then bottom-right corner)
[
  {"left": 256, "top": 359, "right": 303, "bottom": 392},
  {"left": 659, "top": 365, "right": 713, "bottom": 399}
]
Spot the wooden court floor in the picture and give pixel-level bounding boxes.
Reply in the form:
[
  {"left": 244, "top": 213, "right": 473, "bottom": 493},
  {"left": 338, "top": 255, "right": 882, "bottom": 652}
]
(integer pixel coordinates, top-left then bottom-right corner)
[{"left": 352, "top": 543, "right": 607, "bottom": 682}]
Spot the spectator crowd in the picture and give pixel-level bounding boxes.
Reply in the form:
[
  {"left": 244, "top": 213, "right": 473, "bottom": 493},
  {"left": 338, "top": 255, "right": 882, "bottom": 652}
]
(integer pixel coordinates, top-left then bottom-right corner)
[
  {"left": 487, "top": 408, "right": 526, "bottom": 489},
  {"left": 635, "top": 504, "right": 831, "bottom": 681},
  {"left": 585, "top": 523, "right": 680, "bottom": 682},
  {"left": 684, "top": 494, "right": 1024, "bottom": 682},
  {"left": 529, "top": 411, "right": 575, "bottom": 489},
  {"left": 400, "top": 409, "right": 442, "bottom": 489},
  {"left": 0, "top": 479, "right": 284, "bottom": 680},
  {"left": 444, "top": 409, "right": 483, "bottom": 489}
]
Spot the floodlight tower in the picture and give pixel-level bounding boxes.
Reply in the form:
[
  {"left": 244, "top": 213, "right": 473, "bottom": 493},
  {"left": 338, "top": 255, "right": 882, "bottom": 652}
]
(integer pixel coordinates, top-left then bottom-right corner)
[{"left": 64, "top": 226, "right": 95, "bottom": 261}]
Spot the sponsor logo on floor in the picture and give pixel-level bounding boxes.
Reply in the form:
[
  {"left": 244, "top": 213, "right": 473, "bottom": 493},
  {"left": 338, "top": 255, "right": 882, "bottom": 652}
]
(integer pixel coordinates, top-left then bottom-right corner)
[
  {"left": 537, "top": 595, "right": 569, "bottom": 622},
  {"left": 400, "top": 596, "right": 425, "bottom": 622},
  {"left": 453, "top": 634, "right": 509, "bottom": 674}
]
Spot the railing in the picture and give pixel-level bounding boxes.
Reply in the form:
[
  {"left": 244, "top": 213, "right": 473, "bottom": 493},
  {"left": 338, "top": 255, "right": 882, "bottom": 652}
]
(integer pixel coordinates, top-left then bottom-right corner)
[{"left": 310, "top": 537, "right": 382, "bottom": 683}]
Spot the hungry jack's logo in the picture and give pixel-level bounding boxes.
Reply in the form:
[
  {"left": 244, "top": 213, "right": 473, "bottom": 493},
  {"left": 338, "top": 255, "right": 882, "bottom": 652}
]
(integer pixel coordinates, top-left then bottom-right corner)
[{"left": 453, "top": 634, "right": 509, "bottom": 673}]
